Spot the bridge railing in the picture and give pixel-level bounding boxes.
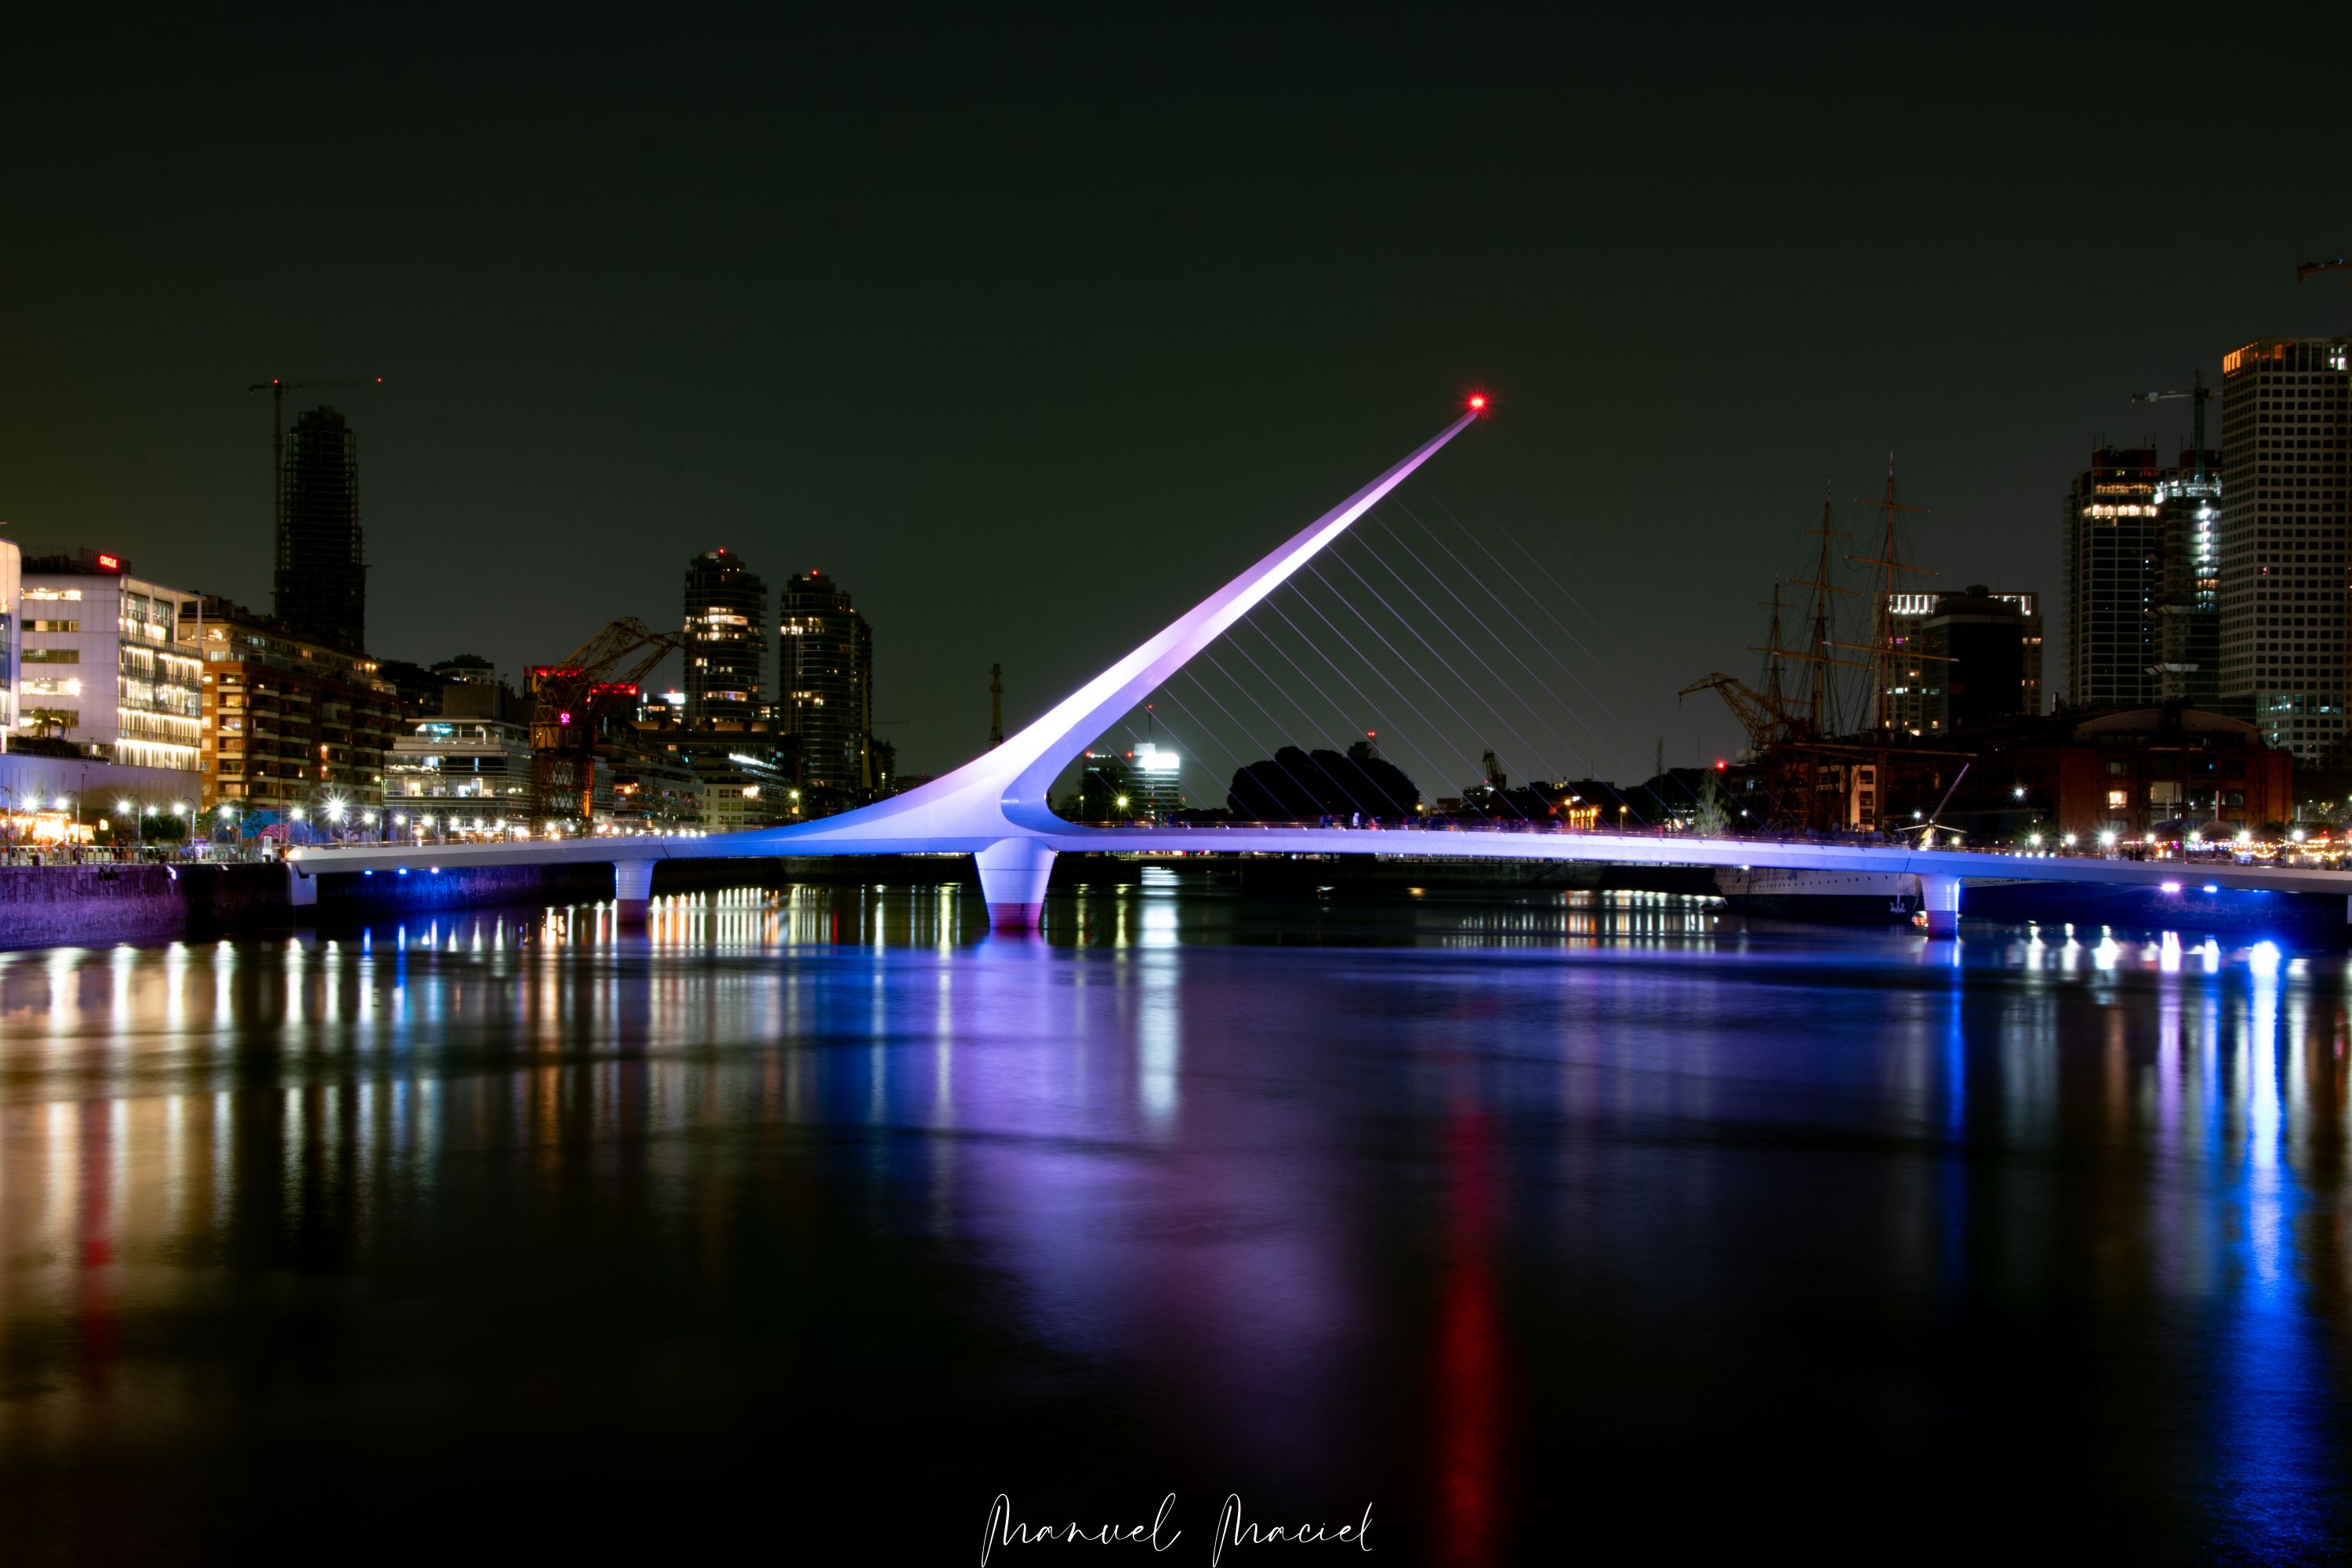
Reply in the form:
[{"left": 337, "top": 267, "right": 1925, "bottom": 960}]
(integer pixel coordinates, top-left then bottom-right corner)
[
  {"left": 0, "top": 844, "right": 281, "bottom": 867},
  {"left": 1077, "top": 820, "right": 2285, "bottom": 862}
]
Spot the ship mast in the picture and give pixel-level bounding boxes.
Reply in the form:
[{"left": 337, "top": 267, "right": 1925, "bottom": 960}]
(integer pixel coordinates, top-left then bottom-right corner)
[
  {"left": 1797, "top": 484, "right": 1856, "bottom": 739},
  {"left": 1849, "top": 454, "right": 1933, "bottom": 736}
]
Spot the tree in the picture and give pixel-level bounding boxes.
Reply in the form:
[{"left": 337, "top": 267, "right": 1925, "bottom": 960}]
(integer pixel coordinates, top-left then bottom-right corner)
[
  {"left": 1693, "top": 768, "right": 1730, "bottom": 836},
  {"left": 1228, "top": 745, "right": 1421, "bottom": 820}
]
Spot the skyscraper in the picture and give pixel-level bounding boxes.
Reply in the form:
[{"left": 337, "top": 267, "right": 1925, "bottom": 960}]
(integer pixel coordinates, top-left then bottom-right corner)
[
  {"left": 2063, "top": 447, "right": 2161, "bottom": 709},
  {"left": 779, "top": 569, "right": 873, "bottom": 800},
  {"left": 682, "top": 550, "right": 770, "bottom": 724},
  {"left": 1884, "top": 587, "right": 2043, "bottom": 735},
  {"left": 274, "top": 406, "right": 366, "bottom": 654},
  {"left": 2217, "top": 337, "right": 2351, "bottom": 759},
  {"left": 2152, "top": 452, "right": 2223, "bottom": 710}
]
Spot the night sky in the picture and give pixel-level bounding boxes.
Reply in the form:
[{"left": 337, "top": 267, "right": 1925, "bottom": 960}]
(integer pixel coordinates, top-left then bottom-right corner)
[{"left": 6, "top": 16, "right": 2350, "bottom": 796}]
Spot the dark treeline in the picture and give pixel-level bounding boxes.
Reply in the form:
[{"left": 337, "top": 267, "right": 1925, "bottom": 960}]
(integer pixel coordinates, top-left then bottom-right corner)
[
  {"left": 1200, "top": 751, "right": 1717, "bottom": 827},
  {"left": 1227, "top": 746, "right": 1421, "bottom": 820}
]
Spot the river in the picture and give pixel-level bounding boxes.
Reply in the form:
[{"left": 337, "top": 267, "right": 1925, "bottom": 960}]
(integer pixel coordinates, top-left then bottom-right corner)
[{"left": 2, "top": 878, "right": 2346, "bottom": 1563}]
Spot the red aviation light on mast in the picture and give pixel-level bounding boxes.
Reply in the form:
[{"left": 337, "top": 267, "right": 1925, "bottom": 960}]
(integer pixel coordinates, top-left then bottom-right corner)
[{"left": 1466, "top": 394, "right": 1489, "bottom": 414}]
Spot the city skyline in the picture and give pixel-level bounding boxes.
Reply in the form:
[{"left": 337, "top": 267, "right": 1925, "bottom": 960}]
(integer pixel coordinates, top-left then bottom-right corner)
[{"left": 5, "top": 19, "right": 2349, "bottom": 786}]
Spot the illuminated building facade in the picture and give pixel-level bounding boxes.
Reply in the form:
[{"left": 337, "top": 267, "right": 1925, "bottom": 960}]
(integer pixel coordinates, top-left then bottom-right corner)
[
  {"left": 0, "top": 537, "right": 16, "bottom": 749},
  {"left": 1075, "top": 742, "right": 1183, "bottom": 822},
  {"left": 387, "top": 716, "right": 536, "bottom": 811},
  {"left": 2153, "top": 456, "right": 2223, "bottom": 709},
  {"left": 2063, "top": 448, "right": 2162, "bottom": 710},
  {"left": 184, "top": 597, "right": 397, "bottom": 812},
  {"left": 779, "top": 569, "right": 873, "bottom": 801},
  {"left": 2217, "top": 336, "right": 2351, "bottom": 759},
  {"left": 16, "top": 550, "right": 201, "bottom": 772},
  {"left": 1882, "top": 588, "right": 2043, "bottom": 735},
  {"left": 683, "top": 550, "right": 768, "bottom": 724}
]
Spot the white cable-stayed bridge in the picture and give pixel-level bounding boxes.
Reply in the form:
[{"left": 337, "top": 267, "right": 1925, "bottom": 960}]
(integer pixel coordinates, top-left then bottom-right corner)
[{"left": 293, "top": 407, "right": 2352, "bottom": 936}]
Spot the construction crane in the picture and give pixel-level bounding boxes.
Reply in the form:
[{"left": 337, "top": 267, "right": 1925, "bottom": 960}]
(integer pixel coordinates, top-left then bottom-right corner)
[
  {"left": 1678, "top": 671, "right": 1794, "bottom": 756},
  {"left": 528, "top": 618, "right": 689, "bottom": 829},
  {"left": 246, "top": 377, "right": 385, "bottom": 524},
  {"left": 2132, "top": 368, "right": 2213, "bottom": 478},
  {"left": 2299, "top": 257, "right": 2349, "bottom": 284}
]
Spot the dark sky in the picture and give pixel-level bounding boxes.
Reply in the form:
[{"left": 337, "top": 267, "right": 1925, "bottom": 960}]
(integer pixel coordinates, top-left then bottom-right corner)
[{"left": 5, "top": 15, "right": 2350, "bottom": 797}]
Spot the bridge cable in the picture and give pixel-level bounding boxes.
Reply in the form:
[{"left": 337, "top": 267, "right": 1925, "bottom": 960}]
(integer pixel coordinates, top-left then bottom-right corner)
[
  {"left": 1218, "top": 624, "right": 1417, "bottom": 819},
  {"left": 1234, "top": 608, "right": 1449, "bottom": 815},
  {"left": 1258, "top": 597, "right": 1503, "bottom": 818},
  {"left": 1416, "top": 492, "right": 1710, "bottom": 818},
  {"left": 1197, "top": 648, "right": 1374, "bottom": 819},
  {"left": 1176, "top": 663, "right": 1333, "bottom": 822},
  {"left": 1367, "top": 515, "right": 1613, "bottom": 781},
  {"left": 1145, "top": 684, "right": 1261, "bottom": 800},
  {"left": 1390, "top": 500, "right": 1644, "bottom": 776},
  {"left": 1298, "top": 562, "right": 1538, "bottom": 822},
  {"left": 1327, "top": 540, "right": 1569, "bottom": 789},
  {"left": 1444, "top": 483, "right": 1648, "bottom": 674}
]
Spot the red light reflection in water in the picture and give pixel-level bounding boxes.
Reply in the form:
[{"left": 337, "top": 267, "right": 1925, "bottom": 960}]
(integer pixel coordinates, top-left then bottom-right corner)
[
  {"left": 1434, "top": 1102, "right": 1501, "bottom": 1565},
  {"left": 78, "top": 1102, "right": 116, "bottom": 1396}
]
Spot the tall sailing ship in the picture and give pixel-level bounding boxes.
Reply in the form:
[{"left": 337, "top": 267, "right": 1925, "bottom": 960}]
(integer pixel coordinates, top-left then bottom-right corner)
[{"left": 1686, "top": 459, "right": 1963, "bottom": 922}]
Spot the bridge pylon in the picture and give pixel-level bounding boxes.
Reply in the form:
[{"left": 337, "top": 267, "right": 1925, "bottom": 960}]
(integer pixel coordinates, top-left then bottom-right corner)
[
  {"left": 711, "top": 407, "right": 1485, "bottom": 928},
  {"left": 976, "top": 839, "right": 1057, "bottom": 930}
]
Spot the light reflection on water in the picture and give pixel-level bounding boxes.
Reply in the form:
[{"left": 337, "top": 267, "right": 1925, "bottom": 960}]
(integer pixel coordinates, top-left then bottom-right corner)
[{"left": 1, "top": 884, "right": 2349, "bottom": 1560}]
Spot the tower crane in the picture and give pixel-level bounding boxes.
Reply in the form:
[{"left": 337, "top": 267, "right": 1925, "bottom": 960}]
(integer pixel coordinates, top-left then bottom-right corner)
[
  {"left": 2132, "top": 368, "right": 2213, "bottom": 479},
  {"left": 2299, "top": 257, "right": 2349, "bottom": 284},
  {"left": 528, "top": 618, "right": 689, "bottom": 829},
  {"left": 246, "top": 377, "right": 385, "bottom": 521}
]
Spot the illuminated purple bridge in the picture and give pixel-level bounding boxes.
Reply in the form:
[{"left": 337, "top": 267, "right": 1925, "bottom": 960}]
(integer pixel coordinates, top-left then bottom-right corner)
[{"left": 295, "top": 410, "right": 2352, "bottom": 937}]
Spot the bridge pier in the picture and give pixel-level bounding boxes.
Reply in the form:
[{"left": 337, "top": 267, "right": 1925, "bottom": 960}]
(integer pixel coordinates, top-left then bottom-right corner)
[
  {"left": 1917, "top": 873, "right": 1961, "bottom": 937},
  {"left": 613, "top": 860, "right": 655, "bottom": 927},
  {"left": 975, "top": 838, "right": 1055, "bottom": 930}
]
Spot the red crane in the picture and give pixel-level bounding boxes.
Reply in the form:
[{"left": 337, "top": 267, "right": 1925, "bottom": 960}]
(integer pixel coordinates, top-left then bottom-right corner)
[{"left": 528, "top": 618, "right": 688, "bottom": 829}]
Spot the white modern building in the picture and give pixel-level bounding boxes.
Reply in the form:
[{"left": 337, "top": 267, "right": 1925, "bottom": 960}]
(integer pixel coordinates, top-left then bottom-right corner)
[
  {"left": 386, "top": 715, "right": 535, "bottom": 808},
  {"left": 0, "top": 536, "right": 18, "bottom": 748},
  {"left": 15, "top": 549, "right": 201, "bottom": 773},
  {"left": 1131, "top": 740, "right": 1182, "bottom": 820}
]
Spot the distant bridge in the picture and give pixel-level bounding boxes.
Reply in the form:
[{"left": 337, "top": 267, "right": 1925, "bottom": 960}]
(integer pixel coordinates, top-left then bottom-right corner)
[{"left": 292, "top": 409, "right": 2352, "bottom": 936}]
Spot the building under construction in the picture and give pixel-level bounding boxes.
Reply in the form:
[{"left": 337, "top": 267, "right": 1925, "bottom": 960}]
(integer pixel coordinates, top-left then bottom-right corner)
[{"left": 274, "top": 406, "right": 367, "bottom": 655}]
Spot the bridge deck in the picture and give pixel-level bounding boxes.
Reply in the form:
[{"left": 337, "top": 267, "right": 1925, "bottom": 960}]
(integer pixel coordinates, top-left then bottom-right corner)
[{"left": 286, "top": 826, "right": 2352, "bottom": 900}]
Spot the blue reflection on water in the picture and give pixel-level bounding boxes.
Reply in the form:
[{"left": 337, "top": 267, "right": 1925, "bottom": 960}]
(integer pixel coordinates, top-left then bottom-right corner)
[
  {"left": 1, "top": 891, "right": 2349, "bottom": 1558},
  {"left": 2209, "top": 959, "right": 2333, "bottom": 1559}
]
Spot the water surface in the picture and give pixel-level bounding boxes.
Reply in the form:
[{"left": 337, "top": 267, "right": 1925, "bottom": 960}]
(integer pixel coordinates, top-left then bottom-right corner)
[{"left": 2, "top": 882, "right": 2347, "bottom": 1562}]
